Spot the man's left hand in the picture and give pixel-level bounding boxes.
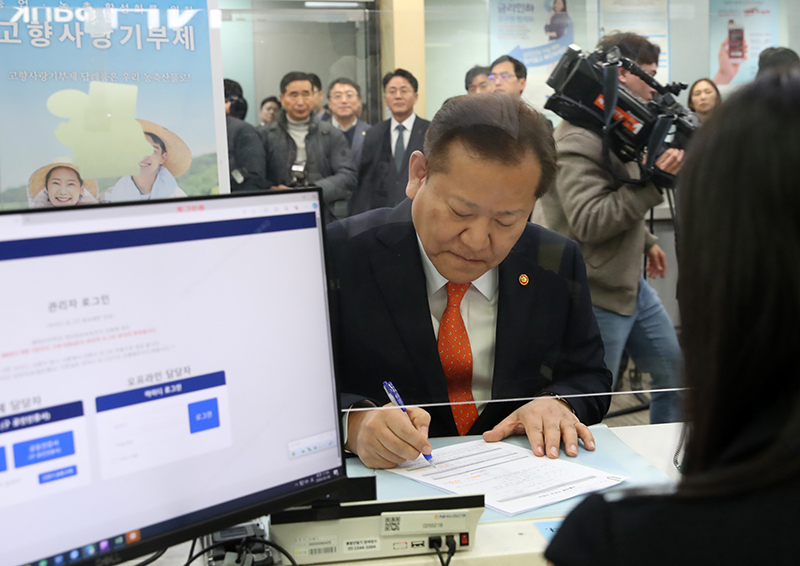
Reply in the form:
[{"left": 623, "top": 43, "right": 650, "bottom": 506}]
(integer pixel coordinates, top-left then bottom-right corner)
[
  {"left": 482, "top": 397, "right": 595, "bottom": 458},
  {"left": 646, "top": 244, "right": 667, "bottom": 278}
]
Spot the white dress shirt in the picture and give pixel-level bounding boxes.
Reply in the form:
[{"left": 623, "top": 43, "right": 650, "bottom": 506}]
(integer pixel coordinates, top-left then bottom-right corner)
[
  {"left": 390, "top": 114, "right": 417, "bottom": 159},
  {"left": 417, "top": 237, "right": 498, "bottom": 414}
]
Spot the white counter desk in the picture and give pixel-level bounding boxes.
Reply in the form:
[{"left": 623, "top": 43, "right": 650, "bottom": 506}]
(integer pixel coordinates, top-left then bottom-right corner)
[{"left": 138, "top": 423, "right": 684, "bottom": 566}]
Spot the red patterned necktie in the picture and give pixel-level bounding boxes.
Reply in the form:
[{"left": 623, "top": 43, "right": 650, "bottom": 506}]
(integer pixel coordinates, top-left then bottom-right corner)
[{"left": 438, "top": 282, "right": 479, "bottom": 435}]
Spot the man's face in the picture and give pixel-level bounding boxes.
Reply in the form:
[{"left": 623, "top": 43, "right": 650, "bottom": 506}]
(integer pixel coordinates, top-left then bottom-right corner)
[
  {"left": 259, "top": 101, "right": 279, "bottom": 123},
  {"left": 139, "top": 134, "right": 168, "bottom": 176},
  {"left": 490, "top": 61, "right": 526, "bottom": 97},
  {"left": 384, "top": 76, "right": 418, "bottom": 119},
  {"left": 406, "top": 142, "right": 540, "bottom": 284},
  {"left": 619, "top": 62, "right": 658, "bottom": 102},
  {"left": 467, "top": 74, "right": 491, "bottom": 94},
  {"left": 328, "top": 83, "right": 360, "bottom": 121},
  {"left": 280, "top": 80, "right": 314, "bottom": 121}
]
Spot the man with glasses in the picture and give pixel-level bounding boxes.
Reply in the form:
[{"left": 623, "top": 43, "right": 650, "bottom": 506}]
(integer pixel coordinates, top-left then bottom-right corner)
[
  {"left": 327, "top": 78, "right": 371, "bottom": 168},
  {"left": 465, "top": 65, "right": 492, "bottom": 94},
  {"left": 263, "top": 71, "right": 356, "bottom": 223},
  {"left": 349, "top": 69, "right": 430, "bottom": 216},
  {"left": 489, "top": 55, "right": 527, "bottom": 97}
]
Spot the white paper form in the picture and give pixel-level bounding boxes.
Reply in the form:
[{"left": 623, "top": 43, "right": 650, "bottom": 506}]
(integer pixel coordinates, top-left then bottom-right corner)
[{"left": 388, "top": 440, "right": 626, "bottom": 515}]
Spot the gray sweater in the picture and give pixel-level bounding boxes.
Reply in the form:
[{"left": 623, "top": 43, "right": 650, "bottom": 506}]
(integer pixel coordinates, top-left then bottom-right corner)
[{"left": 532, "top": 120, "right": 663, "bottom": 315}]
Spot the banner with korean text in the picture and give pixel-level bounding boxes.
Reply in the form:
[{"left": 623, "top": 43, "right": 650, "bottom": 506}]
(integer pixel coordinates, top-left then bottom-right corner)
[{"left": 0, "top": 0, "right": 227, "bottom": 210}]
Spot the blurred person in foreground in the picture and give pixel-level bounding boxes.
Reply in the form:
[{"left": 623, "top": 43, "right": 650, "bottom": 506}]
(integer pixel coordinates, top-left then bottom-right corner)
[
  {"left": 329, "top": 94, "right": 611, "bottom": 469},
  {"left": 687, "top": 78, "right": 721, "bottom": 124},
  {"left": 546, "top": 69, "right": 800, "bottom": 566}
]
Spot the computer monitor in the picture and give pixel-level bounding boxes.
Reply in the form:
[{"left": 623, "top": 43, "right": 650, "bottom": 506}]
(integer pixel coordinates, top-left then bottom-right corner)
[{"left": 0, "top": 190, "right": 346, "bottom": 566}]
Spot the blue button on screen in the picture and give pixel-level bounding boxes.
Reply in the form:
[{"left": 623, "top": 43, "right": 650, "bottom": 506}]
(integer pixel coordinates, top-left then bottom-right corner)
[
  {"left": 0, "top": 446, "right": 6, "bottom": 472},
  {"left": 39, "top": 465, "right": 77, "bottom": 484},
  {"left": 13, "top": 431, "right": 75, "bottom": 468},
  {"left": 188, "top": 398, "right": 220, "bottom": 434}
]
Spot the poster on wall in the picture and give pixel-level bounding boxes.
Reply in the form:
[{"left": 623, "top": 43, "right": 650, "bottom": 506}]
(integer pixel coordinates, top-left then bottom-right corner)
[
  {"left": 0, "top": 0, "right": 228, "bottom": 211},
  {"left": 709, "top": 0, "right": 778, "bottom": 88},
  {"left": 489, "top": 0, "right": 580, "bottom": 114},
  {"left": 598, "top": 0, "right": 669, "bottom": 82}
]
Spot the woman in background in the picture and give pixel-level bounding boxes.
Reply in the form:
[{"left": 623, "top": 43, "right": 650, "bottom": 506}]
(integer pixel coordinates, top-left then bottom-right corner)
[
  {"left": 28, "top": 162, "right": 98, "bottom": 208},
  {"left": 107, "top": 120, "right": 191, "bottom": 202},
  {"left": 545, "top": 69, "right": 800, "bottom": 565},
  {"left": 687, "top": 78, "right": 722, "bottom": 124}
]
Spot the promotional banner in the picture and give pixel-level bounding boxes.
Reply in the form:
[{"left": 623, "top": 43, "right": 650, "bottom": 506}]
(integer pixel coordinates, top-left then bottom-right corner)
[
  {"left": 599, "top": 0, "right": 670, "bottom": 81},
  {"left": 0, "top": 0, "right": 227, "bottom": 211},
  {"left": 489, "top": 0, "right": 577, "bottom": 112},
  {"left": 709, "top": 0, "right": 779, "bottom": 87}
]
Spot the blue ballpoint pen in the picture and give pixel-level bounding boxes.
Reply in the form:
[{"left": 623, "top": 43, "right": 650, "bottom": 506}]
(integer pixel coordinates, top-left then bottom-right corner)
[{"left": 382, "top": 381, "right": 435, "bottom": 467}]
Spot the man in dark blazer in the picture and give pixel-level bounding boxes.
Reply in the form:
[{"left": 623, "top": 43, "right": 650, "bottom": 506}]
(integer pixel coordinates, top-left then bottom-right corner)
[
  {"left": 349, "top": 69, "right": 431, "bottom": 216},
  {"left": 326, "top": 78, "right": 371, "bottom": 169},
  {"left": 328, "top": 94, "right": 612, "bottom": 469}
]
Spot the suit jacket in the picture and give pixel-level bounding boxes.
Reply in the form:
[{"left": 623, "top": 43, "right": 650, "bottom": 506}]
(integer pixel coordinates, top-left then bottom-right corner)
[
  {"left": 349, "top": 119, "right": 371, "bottom": 171},
  {"left": 327, "top": 200, "right": 612, "bottom": 437},
  {"left": 349, "top": 116, "right": 430, "bottom": 216}
]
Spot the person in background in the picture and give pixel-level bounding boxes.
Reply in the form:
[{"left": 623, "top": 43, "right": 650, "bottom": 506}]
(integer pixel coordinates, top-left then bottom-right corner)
[
  {"left": 349, "top": 69, "right": 430, "bottom": 216},
  {"left": 489, "top": 55, "right": 527, "bottom": 97},
  {"left": 223, "top": 78, "right": 268, "bottom": 192},
  {"left": 309, "top": 73, "right": 329, "bottom": 121},
  {"left": 465, "top": 65, "right": 491, "bottom": 94},
  {"left": 544, "top": 0, "right": 571, "bottom": 41},
  {"left": 533, "top": 32, "right": 683, "bottom": 424},
  {"left": 687, "top": 78, "right": 721, "bottom": 124},
  {"left": 258, "top": 96, "right": 281, "bottom": 126},
  {"left": 327, "top": 78, "right": 371, "bottom": 168},
  {"left": 264, "top": 71, "right": 356, "bottom": 223},
  {"left": 546, "top": 68, "right": 800, "bottom": 566},
  {"left": 757, "top": 46, "right": 800, "bottom": 77}
]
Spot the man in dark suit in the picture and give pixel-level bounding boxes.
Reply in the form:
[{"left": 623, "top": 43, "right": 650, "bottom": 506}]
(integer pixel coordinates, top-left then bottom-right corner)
[
  {"left": 349, "top": 69, "right": 430, "bottom": 216},
  {"left": 326, "top": 78, "right": 371, "bottom": 169},
  {"left": 328, "top": 94, "right": 612, "bottom": 469}
]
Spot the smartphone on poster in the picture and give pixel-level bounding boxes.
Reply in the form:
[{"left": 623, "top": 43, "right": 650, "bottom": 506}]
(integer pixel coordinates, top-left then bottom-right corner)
[{"left": 728, "top": 19, "right": 745, "bottom": 60}]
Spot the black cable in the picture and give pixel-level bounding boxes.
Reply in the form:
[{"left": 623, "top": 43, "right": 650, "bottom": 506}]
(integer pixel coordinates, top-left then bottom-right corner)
[
  {"left": 187, "top": 539, "right": 197, "bottom": 563},
  {"left": 131, "top": 549, "right": 167, "bottom": 566},
  {"left": 185, "top": 536, "right": 298, "bottom": 566}
]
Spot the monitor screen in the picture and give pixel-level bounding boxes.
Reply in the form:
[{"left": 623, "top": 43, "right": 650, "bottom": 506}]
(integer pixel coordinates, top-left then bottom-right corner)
[{"left": 0, "top": 190, "right": 345, "bottom": 566}]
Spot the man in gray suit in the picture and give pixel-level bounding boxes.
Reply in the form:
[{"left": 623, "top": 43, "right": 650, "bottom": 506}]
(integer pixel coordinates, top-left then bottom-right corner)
[{"left": 327, "top": 78, "right": 371, "bottom": 169}]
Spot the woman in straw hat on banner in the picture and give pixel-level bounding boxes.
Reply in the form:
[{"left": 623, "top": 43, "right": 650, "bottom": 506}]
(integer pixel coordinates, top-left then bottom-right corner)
[
  {"left": 28, "top": 161, "right": 99, "bottom": 208},
  {"left": 107, "top": 120, "right": 192, "bottom": 202}
]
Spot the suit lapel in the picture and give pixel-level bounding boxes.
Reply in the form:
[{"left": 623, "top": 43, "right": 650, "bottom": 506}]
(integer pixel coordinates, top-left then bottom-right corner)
[{"left": 369, "top": 202, "right": 456, "bottom": 433}]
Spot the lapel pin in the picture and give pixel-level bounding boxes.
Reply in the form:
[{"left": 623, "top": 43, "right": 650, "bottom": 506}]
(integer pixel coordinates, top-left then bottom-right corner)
[{"left": 519, "top": 274, "right": 529, "bottom": 286}]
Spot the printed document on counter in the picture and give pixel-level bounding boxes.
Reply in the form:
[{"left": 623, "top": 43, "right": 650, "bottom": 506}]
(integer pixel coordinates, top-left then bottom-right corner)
[{"left": 388, "top": 440, "right": 626, "bottom": 515}]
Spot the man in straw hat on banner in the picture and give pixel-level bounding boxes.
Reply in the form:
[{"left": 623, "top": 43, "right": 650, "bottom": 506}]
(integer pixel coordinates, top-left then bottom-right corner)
[
  {"left": 28, "top": 161, "right": 98, "bottom": 208},
  {"left": 107, "top": 120, "right": 191, "bottom": 202}
]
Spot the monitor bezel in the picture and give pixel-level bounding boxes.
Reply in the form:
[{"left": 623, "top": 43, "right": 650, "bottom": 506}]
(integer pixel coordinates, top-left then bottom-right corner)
[{"left": 1, "top": 188, "right": 349, "bottom": 566}]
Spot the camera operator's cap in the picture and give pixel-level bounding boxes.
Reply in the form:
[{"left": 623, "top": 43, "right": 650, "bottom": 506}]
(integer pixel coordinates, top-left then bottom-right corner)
[
  {"left": 28, "top": 159, "right": 98, "bottom": 198},
  {"left": 136, "top": 119, "right": 192, "bottom": 178}
]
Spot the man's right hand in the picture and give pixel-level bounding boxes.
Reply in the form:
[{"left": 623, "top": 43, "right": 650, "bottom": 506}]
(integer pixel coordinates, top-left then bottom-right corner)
[
  {"left": 655, "top": 148, "right": 684, "bottom": 175},
  {"left": 346, "top": 403, "right": 432, "bottom": 469}
]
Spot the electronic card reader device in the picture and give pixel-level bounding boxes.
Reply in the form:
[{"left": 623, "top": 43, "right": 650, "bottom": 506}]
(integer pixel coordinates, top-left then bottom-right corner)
[{"left": 270, "top": 494, "right": 485, "bottom": 564}]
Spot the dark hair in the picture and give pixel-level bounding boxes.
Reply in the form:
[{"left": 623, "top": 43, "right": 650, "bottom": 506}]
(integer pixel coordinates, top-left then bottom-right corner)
[
  {"left": 553, "top": 0, "right": 567, "bottom": 11},
  {"left": 757, "top": 47, "right": 800, "bottom": 77},
  {"left": 280, "top": 72, "right": 313, "bottom": 94},
  {"left": 490, "top": 55, "right": 527, "bottom": 80},
  {"left": 226, "top": 96, "right": 248, "bottom": 120},
  {"left": 223, "top": 78, "right": 243, "bottom": 100},
  {"left": 260, "top": 96, "right": 280, "bottom": 109},
  {"left": 144, "top": 131, "right": 167, "bottom": 153},
  {"left": 676, "top": 69, "right": 800, "bottom": 497},
  {"left": 464, "top": 65, "right": 491, "bottom": 91},
  {"left": 423, "top": 94, "right": 556, "bottom": 198},
  {"left": 308, "top": 73, "right": 323, "bottom": 92},
  {"left": 687, "top": 78, "right": 721, "bottom": 112},
  {"left": 596, "top": 32, "right": 660, "bottom": 66},
  {"left": 45, "top": 165, "right": 83, "bottom": 188},
  {"left": 382, "top": 69, "right": 419, "bottom": 92},
  {"left": 328, "top": 77, "right": 361, "bottom": 97}
]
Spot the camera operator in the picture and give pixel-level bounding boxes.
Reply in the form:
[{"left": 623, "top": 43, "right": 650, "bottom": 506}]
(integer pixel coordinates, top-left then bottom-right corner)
[{"left": 533, "top": 32, "right": 683, "bottom": 424}]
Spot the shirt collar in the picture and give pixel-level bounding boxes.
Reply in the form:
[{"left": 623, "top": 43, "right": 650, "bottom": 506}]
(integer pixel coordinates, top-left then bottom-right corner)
[
  {"left": 415, "top": 235, "right": 498, "bottom": 301},
  {"left": 332, "top": 116, "right": 357, "bottom": 132},
  {"left": 391, "top": 113, "right": 416, "bottom": 133}
]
